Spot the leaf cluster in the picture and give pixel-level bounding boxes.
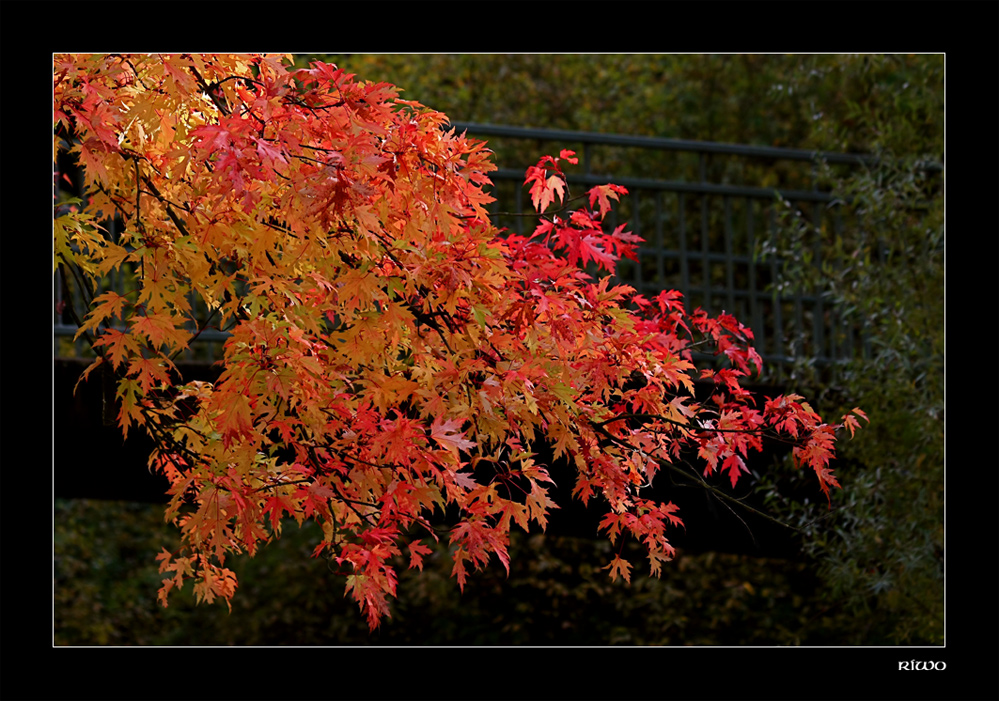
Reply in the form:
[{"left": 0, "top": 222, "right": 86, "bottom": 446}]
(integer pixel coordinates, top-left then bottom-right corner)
[{"left": 55, "top": 53, "right": 863, "bottom": 629}]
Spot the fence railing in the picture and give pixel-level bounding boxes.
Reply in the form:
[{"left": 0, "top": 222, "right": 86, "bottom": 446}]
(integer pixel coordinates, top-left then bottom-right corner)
[
  {"left": 450, "top": 122, "right": 882, "bottom": 384},
  {"left": 55, "top": 122, "right": 886, "bottom": 383}
]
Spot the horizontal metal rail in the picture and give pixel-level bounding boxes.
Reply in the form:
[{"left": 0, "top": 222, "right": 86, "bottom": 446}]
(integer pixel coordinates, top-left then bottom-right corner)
[
  {"left": 450, "top": 121, "right": 879, "bottom": 167},
  {"left": 491, "top": 168, "right": 839, "bottom": 203}
]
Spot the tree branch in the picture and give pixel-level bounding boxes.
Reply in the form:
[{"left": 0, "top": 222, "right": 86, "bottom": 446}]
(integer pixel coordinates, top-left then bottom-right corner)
[{"left": 589, "top": 417, "right": 803, "bottom": 534}]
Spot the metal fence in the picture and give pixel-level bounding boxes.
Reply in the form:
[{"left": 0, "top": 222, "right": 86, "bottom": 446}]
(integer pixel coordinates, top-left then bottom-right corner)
[
  {"left": 55, "top": 122, "right": 884, "bottom": 384},
  {"left": 451, "top": 122, "right": 882, "bottom": 384}
]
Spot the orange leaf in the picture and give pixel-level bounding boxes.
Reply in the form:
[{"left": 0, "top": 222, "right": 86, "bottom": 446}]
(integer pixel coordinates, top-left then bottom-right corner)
[{"left": 603, "top": 555, "right": 632, "bottom": 583}]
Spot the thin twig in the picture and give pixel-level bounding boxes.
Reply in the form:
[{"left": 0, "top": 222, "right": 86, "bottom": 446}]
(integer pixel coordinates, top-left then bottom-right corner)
[{"left": 589, "top": 418, "right": 802, "bottom": 533}]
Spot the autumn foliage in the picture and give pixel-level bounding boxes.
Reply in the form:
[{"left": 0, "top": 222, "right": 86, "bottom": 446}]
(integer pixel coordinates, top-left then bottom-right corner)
[{"left": 54, "top": 53, "right": 866, "bottom": 630}]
